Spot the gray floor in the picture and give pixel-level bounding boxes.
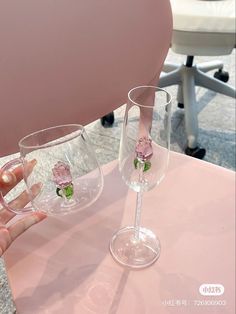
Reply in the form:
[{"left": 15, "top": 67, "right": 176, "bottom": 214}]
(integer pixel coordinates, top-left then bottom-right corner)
[{"left": 0, "top": 49, "right": 235, "bottom": 313}]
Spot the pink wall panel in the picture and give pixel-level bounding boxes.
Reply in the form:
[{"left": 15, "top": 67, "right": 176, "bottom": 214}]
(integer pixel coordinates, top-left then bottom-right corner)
[{"left": 0, "top": 0, "right": 172, "bottom": 156}]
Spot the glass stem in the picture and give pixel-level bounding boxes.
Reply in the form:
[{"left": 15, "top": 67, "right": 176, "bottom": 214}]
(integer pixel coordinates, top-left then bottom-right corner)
[
  {"left": 134, "top": 161, "right": 144, "bottom": 240},
  {"left": 134, "top": 190, "right": 143, "bottom": 240}
]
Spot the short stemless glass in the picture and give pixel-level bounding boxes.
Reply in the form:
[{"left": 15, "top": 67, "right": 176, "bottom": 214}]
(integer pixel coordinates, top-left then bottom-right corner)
[
  {"left": 110, "top": 86, "right": 172, "bottom": 269},
  {"left": 0, "top": 124, "right": 103, "bottom": 215}
]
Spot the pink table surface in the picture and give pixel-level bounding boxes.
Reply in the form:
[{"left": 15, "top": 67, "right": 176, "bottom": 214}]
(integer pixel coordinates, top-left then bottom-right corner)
[{"left": 4, "top": 151, "right": 235, "bottom": 314}]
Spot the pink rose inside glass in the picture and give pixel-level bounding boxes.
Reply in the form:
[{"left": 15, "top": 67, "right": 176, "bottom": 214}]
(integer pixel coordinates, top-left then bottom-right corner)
[
  {"left": 135, "top": 137, "right": 153, "bottom": 161},
  {"left": 52, "top": 161, "right": 73, "bottom": 188}
]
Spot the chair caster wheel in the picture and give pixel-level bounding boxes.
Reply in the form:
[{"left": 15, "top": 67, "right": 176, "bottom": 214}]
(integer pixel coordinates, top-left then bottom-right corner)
[
  {"left": 214, "top": 69, "right": 229, "bottom": 83},
  {"left": 177, "top": 102, "right": 184, "bottom": 109},
  {"left": 185, "top": 146, "right": 206, "bottom": 159},
  {"left": 101, "top": 112, "right": 115, "bottom": 127}
]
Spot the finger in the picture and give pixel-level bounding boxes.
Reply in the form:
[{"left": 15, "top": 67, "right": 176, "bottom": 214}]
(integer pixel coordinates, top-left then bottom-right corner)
[
  {"left": 0, "top": 208, "right": 15, "bottom": 225},
  {"left": 0, "top": 159, "right": 37, "bottom": 196},
  {"left": 10, "top": 182, "right": 42, "bottom": 210},
  {"left": 0, "top": 225, "right": 11, "bottom": 257},
  {"left": 0, "top": 182, "right": 42, "bottom": 225},
  {"left": 0, "top": 170, "right": 17, "bottom": 189},
  {"left": 7, "top": 212, "right": 47, "bottom": 242}
]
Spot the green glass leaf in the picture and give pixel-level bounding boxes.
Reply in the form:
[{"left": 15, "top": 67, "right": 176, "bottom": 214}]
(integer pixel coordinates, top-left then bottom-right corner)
[
  {"left": 144, "top": 161, "right": 151, "bottom": 172},
  {"left": 134, "top": 158, "right": 151, "bottom": 172},
  {"left": 134, "top": 158, "right": 139, "bottom": 169},
  {"left": 63, "top": 185, "right": 74, "bottom": 199}
]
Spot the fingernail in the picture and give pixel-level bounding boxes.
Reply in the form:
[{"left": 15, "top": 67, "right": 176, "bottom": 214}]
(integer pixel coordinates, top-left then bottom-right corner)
[
  {"left": 1, "top": 171, "right": 13, "bottom": 184},
  {"left": 30, "top": 182, "right": 43, "bottom": 196},
  {"left": 38, "top": 212, "right": 47, "bottom": 219},
  {"left": 27, "top": 159, "right": 37, "bottom": 167},
  {"left": 30, "top": 159, "right": 37, "bottom": 166},
  {"left": 37, "top": 182, "right": 43, "bottom": 189}
]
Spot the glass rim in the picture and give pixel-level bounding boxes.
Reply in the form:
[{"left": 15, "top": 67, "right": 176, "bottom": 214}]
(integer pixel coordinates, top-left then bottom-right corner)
[
  {"left": 127, "top": 85, "right": 172, "bottom": 109},
  {"left": 19, "top": 124, "right": 85, "bottom": 150}
]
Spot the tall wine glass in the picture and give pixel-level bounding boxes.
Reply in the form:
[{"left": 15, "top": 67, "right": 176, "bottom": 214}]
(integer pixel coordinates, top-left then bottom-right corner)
[{"left": 110, "top": 86, "right": 172, "bottom": 269}]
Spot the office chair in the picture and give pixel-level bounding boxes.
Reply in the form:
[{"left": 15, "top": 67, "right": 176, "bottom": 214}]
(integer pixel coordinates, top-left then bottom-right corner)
[{"left": 159, "top": 0, "right": 236, "bottom": 159}]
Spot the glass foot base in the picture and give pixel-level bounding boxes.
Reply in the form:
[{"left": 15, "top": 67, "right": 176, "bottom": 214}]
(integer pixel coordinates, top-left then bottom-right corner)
[{"left": 109, "top": 226, "right": 161, "bottom": 269}]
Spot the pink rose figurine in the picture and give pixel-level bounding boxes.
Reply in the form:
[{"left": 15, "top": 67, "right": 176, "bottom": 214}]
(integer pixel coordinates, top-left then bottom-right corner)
[
  {"left": 134, "top": 137, "right": 153, "bottom": 172},
  {"left": 52, "top": 161, "right": 72, "bottom": 188},
  {"left": 135, "top": 137, "right": 153, "bottom": 161},
  {"left": 52, "top": 162, "right": 74, "bottom": 199}
]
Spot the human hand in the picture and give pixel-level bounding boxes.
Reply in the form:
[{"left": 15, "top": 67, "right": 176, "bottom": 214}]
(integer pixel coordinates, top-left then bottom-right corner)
[{"left": 0, "top": 160, "right": 47, "bottom": 257}]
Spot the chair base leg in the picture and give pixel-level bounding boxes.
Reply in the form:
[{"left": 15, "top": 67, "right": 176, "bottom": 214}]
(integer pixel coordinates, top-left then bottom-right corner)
[
  {"left": 197, "top": 60, "right": 223, "bottom": 73},
  {"left": 159, "top": 68, "right": 181, "bottom": 87},
  {"left": 196, "top": 69, "right": 236, "bottom": 98},
  {"left": 182, "top": 67, "right": 199, "bottom": 150},
  {"left": 162, "top": 62, "right": 180, "bottom": 73},
  {"left": 159, "top": 59, "right": 236, "bottom": 159}
]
